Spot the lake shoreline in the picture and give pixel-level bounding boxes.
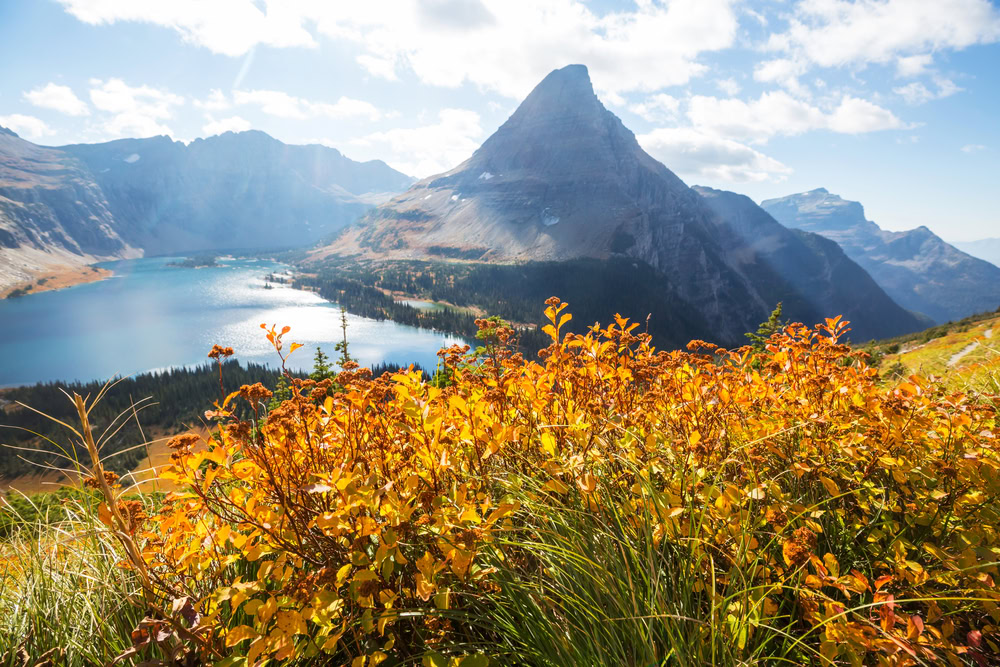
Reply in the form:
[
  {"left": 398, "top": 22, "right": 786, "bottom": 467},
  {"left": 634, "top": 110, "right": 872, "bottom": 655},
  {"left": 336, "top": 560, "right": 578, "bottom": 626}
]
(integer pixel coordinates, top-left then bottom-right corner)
[{"left": 0, "top": 263, "right": 113, "bottom": 299}]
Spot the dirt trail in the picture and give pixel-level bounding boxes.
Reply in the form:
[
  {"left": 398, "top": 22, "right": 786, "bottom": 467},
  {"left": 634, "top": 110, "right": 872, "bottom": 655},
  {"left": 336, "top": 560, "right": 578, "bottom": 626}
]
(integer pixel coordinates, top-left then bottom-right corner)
[{"left": 948, "top": 327, "right": 994, "bottom": 367}]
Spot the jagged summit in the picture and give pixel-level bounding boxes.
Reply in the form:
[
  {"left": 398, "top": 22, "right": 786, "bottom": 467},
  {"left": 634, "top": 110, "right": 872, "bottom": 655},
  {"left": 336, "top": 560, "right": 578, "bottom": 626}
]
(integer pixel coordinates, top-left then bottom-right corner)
[
  {"left": 318, "top": 65, "right": 927, "bottom": 343},
  {"left": 762, "top": 189, "right": 1000, "bottom": 323},
  {"left": 0, "top": 126, "right": 17, "bottom": 138}
]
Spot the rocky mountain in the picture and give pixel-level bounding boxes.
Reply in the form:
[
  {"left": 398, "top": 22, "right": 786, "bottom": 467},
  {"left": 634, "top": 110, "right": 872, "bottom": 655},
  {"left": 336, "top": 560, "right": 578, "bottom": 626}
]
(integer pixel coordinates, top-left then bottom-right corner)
[
  {"left": 761, "top": 189, "right": 1000, "bottom": 323},
  {"left": 693, "top": 186, "right": 925, "bottom": 340},
  {"left": 318, "top": 65, "right": 923, "bottom": 343},
  {"left": 0, "top": 126, "right": 137, "bottom": 289},
  {"left": 953, "top": 237, "right": 1000, "bottom": 268},
  {"left": 0, "top": 127, "right": 412, "bottom": 291}
]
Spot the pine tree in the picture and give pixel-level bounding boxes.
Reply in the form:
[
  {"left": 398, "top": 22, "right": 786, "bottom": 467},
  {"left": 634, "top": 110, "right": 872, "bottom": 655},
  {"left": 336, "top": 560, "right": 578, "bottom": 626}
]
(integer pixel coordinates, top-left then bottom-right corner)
[
  {"left": 334, "top": 306, "right": 355, "bottom": 368},
  {"left": 311, "top": 347, "right": 333, "bottom": 382},
  {"left": 746, "top": 302, "right": 786, "bottom": 351}
]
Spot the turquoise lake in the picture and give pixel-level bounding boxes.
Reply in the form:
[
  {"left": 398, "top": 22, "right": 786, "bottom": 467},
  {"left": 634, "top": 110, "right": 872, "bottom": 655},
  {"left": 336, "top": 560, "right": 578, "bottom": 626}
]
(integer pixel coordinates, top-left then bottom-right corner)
[{"left": 0, "top": 257, "right": 464, "bottom": 387}]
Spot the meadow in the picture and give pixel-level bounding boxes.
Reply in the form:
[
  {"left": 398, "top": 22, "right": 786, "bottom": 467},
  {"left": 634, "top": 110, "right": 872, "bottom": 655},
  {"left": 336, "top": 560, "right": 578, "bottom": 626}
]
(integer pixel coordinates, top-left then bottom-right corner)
[{"left": 1, "top": 300, "right": 998, "bottom": 666}]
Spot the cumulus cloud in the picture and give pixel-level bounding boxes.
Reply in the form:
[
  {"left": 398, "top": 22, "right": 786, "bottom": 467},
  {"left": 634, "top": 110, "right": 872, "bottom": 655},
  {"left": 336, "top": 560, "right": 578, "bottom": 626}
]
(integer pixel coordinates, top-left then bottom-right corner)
[
  {"left": 23, "top": 83, "right": 89, "bottom": 116},
  {"left": 638, "top": 128, "right": 792, "bottom": 183},
  {"left": 961, "top": 144, "right": 986, "bottom": 153},
  {"left": 686, "top": 91, "right": 904, "bottom": 143},
  {"left": 195, "top": 89, "right": 231, "bottom": 111},
  {"left": 0, "top": 114, "right": 53, "bottom": 139},
  {"left": 629, "top": 94, "right": 680, "bottom": 122},
  {"left": 893, "top": 77, "right": 962, "bottom": 105},
  {"left": 57, "top": 0, "right": 316, "bottom": 57},
  {"left": 233, "top": 89, "right": 383, "bottom": 121},
  {"left": 896, "top": 54, "right": 933, "bottom": 77},
  {"left": 351, "top": 108, "right": 483, "bottom": 177},
  {"left": 56, "top": 0, "right": 741, "bottom": 98},
  {"left": 202, "top": 115, "right": 251, "bottom": 136},
  {"left": 89, "top": 78, "right": 184, "bottom": 138},
  {"left": 765, "top": 0, "right": 1000, "bottom": 73},
  {"left": 716, "top": 77, "right": 741, "bottom": 96}
]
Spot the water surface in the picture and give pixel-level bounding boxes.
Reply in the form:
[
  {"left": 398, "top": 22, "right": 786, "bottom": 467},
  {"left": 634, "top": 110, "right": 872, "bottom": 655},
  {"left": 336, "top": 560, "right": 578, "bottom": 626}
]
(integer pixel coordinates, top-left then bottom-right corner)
[{"left": 0, "top": 257, "right": 462, "bottom": 386}]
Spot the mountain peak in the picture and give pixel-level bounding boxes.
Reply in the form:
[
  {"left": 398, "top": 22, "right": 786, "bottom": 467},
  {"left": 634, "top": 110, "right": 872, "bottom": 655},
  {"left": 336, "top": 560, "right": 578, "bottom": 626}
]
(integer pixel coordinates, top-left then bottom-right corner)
[
  {"left": 0, "top": 125, "right": 18, "bottom": 138},
  {"left": 503, "top": 64, "right": 602, "bottom": 126}
]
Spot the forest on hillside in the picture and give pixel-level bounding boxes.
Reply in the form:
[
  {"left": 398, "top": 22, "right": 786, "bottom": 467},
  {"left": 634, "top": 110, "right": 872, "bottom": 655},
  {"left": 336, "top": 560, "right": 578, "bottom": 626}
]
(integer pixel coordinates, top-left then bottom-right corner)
[{"left": 299, "top": 257, "right": 716, "bottom": 351}]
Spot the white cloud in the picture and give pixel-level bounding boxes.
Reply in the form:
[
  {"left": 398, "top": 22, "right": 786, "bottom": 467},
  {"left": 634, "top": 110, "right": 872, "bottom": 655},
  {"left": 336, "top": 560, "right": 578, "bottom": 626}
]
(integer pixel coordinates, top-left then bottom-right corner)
[
  {"left": 893, "top": 76, "right": 962, "bottom": 105},
  {"left": 961, "top": 144, "right": 986, "bottom": 153},
  {"left": 0, "top": 114, "right": 53, "bottom": 139},
  {"left": 686, "top": 91, "right": 904, "bottom": 143},
  {"left": 352, "top": 108, "right": 483, "bottom": 177},
  {"left": 765, "top": 0, "right": 1000, "bottom": 72},
  {"left": 195, "top": 89, "right": 231, "bottom": 111},
  {"left": 716, "top": 77, "right": 741, "bottom": 96},
  {"left": 629, "top": 94, "right": 680, "bottom": 122},
  {"left": 896, "top": 54, "right": 933, "bottom": 77},
  {"left": 23, "top": 83, "right": 89, "bottom": 116},
  {"left": 89, "top": 78, "right": 184, "bottom": 138},
  {"left": 57, "top": 0, "right": 316, "bottom": 57},
  {"left": 57, "top": 0, "right": 741, "bottom": 98},
  {"left": 202, "top": 115, "right": 251, "bottom": 136},
  {"left": 638, "top": 127, "right": 791, "bottom": 183},
  {"left": 233, "top": 89, "right": 383, "bottom": 121},
  {"left": 826, "top": 95, "right": 905, "bottom": 133}
]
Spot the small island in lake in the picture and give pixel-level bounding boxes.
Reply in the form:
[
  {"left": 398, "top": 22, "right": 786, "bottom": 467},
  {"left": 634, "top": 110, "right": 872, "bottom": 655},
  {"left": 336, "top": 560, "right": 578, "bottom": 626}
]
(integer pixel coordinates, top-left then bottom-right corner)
[{"left": 167, "top": 254, "right": 218, "bottom": 268}]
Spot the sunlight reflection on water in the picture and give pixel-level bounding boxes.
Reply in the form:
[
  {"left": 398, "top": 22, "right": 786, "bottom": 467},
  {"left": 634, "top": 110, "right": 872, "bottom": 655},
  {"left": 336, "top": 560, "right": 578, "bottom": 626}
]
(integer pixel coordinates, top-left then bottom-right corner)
[{"left": 0, "top": 257, "right": 464, "bottom": 386}]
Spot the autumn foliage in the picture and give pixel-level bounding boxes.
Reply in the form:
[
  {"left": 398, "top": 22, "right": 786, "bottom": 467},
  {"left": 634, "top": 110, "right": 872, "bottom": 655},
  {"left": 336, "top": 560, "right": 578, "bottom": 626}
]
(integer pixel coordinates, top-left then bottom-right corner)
[{"left": 107, "top": 299, "right": 999, "bottom": 664}]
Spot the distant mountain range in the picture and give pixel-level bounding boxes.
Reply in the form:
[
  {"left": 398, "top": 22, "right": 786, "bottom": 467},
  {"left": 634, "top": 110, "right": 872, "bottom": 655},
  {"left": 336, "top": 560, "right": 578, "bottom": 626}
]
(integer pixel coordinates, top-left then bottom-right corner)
[
  {"left": 761, "top": 189, "right": 1000, "bottom": 324},
  {"left": 0, "top": 126, "right": 412, "bottom": 290},
  {"left": 953, "top": 237, "right": 1000, "bottom": 269},
  {"left": 315, "top": 64, "right": 923, "bottom": 343}
]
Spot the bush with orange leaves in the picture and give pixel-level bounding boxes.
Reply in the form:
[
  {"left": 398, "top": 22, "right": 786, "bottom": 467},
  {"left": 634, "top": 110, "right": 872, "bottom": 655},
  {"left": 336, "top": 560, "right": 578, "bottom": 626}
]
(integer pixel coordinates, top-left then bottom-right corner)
[{"left": 126, "top": 300, "right": 998, "bottom": 665}]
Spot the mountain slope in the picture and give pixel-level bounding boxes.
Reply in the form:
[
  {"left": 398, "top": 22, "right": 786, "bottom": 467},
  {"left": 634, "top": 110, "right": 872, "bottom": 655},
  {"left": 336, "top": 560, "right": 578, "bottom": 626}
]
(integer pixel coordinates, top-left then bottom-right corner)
[
  {"left": 0, "top": 126, "right": 137, "bottom": 289},
  {"left": 60, "top": 131, "right": 413, "bottom": 253},
  {"left": 693, "top": 186, "right": 924, "bottom": 341},
  {"left": 761, "top": 189, "right": 1000, "bottom": 323},
  {"left": 953, "top": 237, "right": 1000, "bottom": 268},
  {"left": 318, "top": 65, "right": 922, "bottom": 344}
]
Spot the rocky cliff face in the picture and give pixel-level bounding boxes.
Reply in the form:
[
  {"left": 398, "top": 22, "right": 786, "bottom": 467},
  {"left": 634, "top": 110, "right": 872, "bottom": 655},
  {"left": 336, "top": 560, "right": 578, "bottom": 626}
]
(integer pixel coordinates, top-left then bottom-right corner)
[
  {"left": 0, "top": 127, "right": 137, "bottom": 288},
  {"left": 320, "top": 65, "right": 924, "bottom": 343},
  {"left": 694, "top": 186, "right": 925, "bottom": 340},
  {"left": 761, "top": 189, "right": 1000, "bottom": 323}
]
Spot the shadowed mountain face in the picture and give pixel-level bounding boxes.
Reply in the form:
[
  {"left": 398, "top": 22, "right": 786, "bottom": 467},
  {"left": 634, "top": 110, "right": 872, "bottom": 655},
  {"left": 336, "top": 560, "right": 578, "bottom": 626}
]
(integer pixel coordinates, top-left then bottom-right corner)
[
  {"left": 761, "top": 189, "right": 1000, "bottom": 324},
  {"left": 60, "top": 131, "right": 413, "bottom": 253},
  {"left": 693, "top": 187, "right": 925, "bottom": 341},
  {"left": 320, "top": 65, "right": 924, "bottom": 343}
]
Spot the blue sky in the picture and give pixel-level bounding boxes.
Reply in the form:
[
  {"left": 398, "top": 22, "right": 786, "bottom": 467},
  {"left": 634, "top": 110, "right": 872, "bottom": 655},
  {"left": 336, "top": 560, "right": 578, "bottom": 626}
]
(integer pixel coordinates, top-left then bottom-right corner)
[{"left": 1, "top": 0, "right": 998, "bottom": 241}]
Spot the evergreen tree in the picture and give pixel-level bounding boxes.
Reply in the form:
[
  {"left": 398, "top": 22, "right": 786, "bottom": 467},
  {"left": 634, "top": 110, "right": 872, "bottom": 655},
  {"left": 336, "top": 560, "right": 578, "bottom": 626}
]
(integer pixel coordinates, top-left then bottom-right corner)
[
  {"left": 310, "top": 347, "right": 334, "bottom": 382},
  {"left": 746, "top": 302, "right": 786, "bottom": 351},
  {"left": 334, "top": 306, "right": 355, "bottom": 368}
]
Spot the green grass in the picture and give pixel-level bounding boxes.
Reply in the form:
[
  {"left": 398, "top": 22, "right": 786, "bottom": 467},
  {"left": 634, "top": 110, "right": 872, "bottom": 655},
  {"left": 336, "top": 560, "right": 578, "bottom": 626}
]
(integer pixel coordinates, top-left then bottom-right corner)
[{"left": 0, "top": 494, "right": 153, "bottom": 666}]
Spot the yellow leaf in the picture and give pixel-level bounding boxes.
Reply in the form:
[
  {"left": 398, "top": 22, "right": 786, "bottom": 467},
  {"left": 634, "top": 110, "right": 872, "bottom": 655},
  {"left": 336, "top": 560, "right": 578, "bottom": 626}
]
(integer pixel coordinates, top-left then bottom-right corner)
[
  {"left": 225, "top": 625, "right": 257, "bottom": 647},
  {"left": 819, "top": 476, "right": 840, "bottom": 496}
]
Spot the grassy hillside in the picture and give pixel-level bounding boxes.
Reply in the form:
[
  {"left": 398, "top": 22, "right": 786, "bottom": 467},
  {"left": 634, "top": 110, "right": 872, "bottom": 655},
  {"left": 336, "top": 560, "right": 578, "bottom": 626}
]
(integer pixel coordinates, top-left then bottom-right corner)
[{"left": 869, "top": 308, "right": 1000, "bottom": 389}]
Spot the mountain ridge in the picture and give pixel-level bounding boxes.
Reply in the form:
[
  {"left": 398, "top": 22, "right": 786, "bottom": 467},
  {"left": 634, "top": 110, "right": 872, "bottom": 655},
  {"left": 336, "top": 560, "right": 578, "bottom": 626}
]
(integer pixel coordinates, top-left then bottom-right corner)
[
  {"left": 0, "top": 128, "right": 413, "bottom": 291},
  {"left": 761, "top": 189, "right": 1000, "bottom": 323}
]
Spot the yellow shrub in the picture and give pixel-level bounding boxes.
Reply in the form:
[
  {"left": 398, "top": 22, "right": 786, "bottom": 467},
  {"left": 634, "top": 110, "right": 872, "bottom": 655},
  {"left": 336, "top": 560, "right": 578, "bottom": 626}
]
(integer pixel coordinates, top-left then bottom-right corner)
[{"left": 126, "top": 300, "right": 998, "bottom": 665}]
